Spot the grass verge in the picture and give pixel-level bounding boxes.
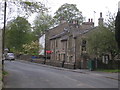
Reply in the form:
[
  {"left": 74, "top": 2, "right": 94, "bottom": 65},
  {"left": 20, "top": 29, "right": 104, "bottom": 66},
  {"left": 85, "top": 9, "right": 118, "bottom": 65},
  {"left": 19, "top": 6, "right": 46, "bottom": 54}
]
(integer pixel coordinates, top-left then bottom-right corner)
[
  {"left": 2, "top": 71, "right": 8, "bottom": 76},
  {"left": 95, "top": 69, "right": 120, "bottom": 73}
]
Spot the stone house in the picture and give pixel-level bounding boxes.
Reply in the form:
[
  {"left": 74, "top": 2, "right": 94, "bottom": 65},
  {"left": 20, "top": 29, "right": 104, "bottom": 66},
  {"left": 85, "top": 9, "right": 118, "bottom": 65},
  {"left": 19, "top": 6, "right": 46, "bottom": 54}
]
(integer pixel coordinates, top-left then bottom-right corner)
[{"left": 45, "top": 13, "right": 104, "bottom": 69}]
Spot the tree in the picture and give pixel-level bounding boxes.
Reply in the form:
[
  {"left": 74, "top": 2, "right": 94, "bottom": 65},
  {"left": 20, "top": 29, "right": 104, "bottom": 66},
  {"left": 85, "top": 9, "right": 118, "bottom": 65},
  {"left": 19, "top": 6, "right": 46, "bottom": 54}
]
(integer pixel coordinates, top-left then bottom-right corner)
[
  {"left": 0, "top": 1, "right": 48, "bottom": 28},
  {"left": 54, "top": 3, "right": 83, "bottom": 25},
  {"left": 33, "top": 12, "right": 54, "bottom": 38},
  {"left": 5, "top": 16, "right": 32, "bottom": 52},
  {"left": 22, "top": 41, "right": 42, "bottom": 55},
  {"left": 105, "top": 11, "right": 116, "bottom": 32},
  {"left": 115, "top": 11, "right": 120, "bottom": 49},
  {"left": 87, "top": 26, "right": 119, "bottom": 60},
  {"left": 17, "top": 1, "right": 48, "bottom": 15}
]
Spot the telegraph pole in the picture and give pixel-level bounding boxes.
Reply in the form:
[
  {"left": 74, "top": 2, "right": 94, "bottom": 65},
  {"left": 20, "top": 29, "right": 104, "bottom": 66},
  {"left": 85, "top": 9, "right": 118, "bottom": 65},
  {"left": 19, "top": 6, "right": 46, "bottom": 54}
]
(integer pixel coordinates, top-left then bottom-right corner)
[
  {"left": 44, "top": 33, "right": 47, "bottom": 64},
  {"left": 2, "top": 1, "right": 7, "bottom": 70},
  {"left": 3, "top": 1, "right": 7, "bottom": 52}
]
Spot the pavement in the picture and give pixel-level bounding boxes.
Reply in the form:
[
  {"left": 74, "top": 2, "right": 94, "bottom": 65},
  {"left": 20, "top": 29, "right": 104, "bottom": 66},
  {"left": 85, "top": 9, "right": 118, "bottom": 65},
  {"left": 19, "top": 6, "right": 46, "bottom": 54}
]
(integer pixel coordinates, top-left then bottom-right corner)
[{"left": 17, "top": 59, "right": 119, "bottom": 81}]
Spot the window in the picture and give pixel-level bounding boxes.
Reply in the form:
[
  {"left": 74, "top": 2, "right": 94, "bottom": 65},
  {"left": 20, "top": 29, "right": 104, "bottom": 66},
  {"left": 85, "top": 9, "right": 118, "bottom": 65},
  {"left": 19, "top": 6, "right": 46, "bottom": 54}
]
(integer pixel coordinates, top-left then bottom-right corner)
[
  {"left": 82, "top": 40, "right": 86, "bottom": 51},
  {"left": 58, "top": 54, "right": 61, "bottom": 61},
  {"left": 102, "top": 55, "right": 109, "bottom": 64},
  {"left": 82, "top": 40, "right": 86, "bottom": 46},
  {"left": 69, "top": 56, "right": 73, "bottom": 62},
  {"left": 56, "top": 39, "right": 58, "bottom": 48},
  {"left": 62, "top": 42, "right": 65, "bottom": 50}
]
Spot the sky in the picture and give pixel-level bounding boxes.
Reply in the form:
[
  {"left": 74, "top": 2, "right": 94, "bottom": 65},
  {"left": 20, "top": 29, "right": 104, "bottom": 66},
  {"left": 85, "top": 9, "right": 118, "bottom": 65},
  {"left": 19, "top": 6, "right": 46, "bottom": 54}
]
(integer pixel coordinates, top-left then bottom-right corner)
[
  {"left": 30, "top": 0, "right": 120, "bottom": 26},
  {"left": 0, "top": 0, "right": 120, "bottom": 29}
]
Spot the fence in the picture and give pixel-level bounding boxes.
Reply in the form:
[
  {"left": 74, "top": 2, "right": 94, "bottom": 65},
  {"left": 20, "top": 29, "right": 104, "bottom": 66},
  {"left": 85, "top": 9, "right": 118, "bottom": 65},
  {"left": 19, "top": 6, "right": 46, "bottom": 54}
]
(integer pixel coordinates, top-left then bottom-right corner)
[{"left": 97, "top": 60, "right": 120, "bottom": 69}]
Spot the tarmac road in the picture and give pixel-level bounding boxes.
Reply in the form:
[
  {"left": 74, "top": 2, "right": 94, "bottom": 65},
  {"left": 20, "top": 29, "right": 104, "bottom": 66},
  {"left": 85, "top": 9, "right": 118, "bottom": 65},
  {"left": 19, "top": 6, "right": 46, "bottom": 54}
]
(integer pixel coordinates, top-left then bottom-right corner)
[{"left": 3, "top": 60, "right": 119, "bottom": 88}]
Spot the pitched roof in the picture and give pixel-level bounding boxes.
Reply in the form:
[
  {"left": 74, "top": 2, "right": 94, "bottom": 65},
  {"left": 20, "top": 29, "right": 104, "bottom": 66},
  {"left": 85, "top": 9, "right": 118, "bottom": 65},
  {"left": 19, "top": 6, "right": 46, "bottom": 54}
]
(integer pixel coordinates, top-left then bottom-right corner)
[
  {"left": 60, "top": 35, "right": 68, "bottom": 41},
  {"left": 50, "top": 31, "right": 68, "bottom": 40},
  {"left": 49, "top": 21, "right": 97, "bottom": 40},
  {"left": 73, "top": 27, "right": 97, "bottom": 37}
]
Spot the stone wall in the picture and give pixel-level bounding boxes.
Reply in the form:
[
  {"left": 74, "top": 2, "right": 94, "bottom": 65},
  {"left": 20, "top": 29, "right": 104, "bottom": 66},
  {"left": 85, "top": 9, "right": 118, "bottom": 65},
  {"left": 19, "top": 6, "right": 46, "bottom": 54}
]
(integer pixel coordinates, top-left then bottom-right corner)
[
  {"left": 46, "top": 23, "right": 69, "bottom": 52},
  {"left": 17, "top": 54, "right": 45, "bottom": 64},
  {"left": 0, "top": 30, "right": 3, "bottom": 89},
  {"left": 19, "top": 54, "right": 31, "bottom": 61}
]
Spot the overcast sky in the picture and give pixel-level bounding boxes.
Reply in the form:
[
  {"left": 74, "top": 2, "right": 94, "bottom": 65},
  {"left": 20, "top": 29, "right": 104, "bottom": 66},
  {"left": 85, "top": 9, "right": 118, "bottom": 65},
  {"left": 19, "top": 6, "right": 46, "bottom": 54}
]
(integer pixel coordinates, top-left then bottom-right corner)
[
  {"left": 0, "top": 0, "right": 119, "bottom": 29},
  {"left": 30, "top": 0, "right": 120, "bottom": 26}
]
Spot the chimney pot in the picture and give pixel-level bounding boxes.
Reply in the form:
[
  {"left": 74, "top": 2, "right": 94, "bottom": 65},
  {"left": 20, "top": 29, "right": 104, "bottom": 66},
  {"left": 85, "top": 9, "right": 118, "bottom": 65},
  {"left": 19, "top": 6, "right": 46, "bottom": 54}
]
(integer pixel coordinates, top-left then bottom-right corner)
[
  {"left": 91, "top": 19, "right": 93, "bottom": 22},
  {"left": 100, "top": 12, "right": 102, "bottom": 18},
  {"left": 88, "top": 18, "right": 90, "bottom": 22}
]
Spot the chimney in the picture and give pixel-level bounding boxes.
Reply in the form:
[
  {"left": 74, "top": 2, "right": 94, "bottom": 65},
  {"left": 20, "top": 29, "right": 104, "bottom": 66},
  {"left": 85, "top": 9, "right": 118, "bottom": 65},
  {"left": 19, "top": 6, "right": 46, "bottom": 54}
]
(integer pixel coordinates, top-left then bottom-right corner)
[
  {"left": 81, "top": 18, "right": 94, "bottom": 29},
  {"left": 72, "top": 20, "right": 79, "bottom": 28},
  {"left": 91, "top": 19, "right": 93, "bottom": 22},
  {"left": 88, "top": 18, "right": 90, "bottom": 22},
  {"left": 98, "top": 12, "right": 104, "bottom": 26},
  {"left": 100, "top": 12, "right": 102, "bottom": 18}
]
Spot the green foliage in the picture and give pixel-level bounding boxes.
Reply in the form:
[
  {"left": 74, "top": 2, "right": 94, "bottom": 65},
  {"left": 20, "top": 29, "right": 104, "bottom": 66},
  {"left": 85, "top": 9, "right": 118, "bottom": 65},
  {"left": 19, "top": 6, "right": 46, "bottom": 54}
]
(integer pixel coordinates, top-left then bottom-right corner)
[
  {"left": 22, "top": 41, "right": 42, "bottom": 55},
  {"left": 24, "top": 2, "right": 32, "bottom": 6},
  {"left": 0, "top": 1, "right": 48, "bottom": 25},
  {"left": 33, "top": 13, "right": 54, "bottom": 38},
  {"left": 54, "top": 3, "right": 83, "bottom": 25},
  {"left": 96, "top": 69, "right": 120, "bottom": 73},
  {"left": 3, "top": 70, "right": 8, "bottom": 76},
  {"left": 87, "top": 26, "right": 119, "bottom": 59},
  {"left": 5, "top": 16, "right": 33, "bottom": 53},
  {"left": 19, "top": 1, "right": 48, "bottom": 15}
]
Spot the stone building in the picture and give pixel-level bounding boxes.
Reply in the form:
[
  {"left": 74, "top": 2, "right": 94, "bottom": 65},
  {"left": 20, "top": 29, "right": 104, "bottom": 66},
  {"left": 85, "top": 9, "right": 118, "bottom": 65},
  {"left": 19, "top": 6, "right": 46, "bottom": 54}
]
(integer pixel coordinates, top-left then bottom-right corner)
[{"left": 45, "top": 13, "right": 103, "bottom": 69}]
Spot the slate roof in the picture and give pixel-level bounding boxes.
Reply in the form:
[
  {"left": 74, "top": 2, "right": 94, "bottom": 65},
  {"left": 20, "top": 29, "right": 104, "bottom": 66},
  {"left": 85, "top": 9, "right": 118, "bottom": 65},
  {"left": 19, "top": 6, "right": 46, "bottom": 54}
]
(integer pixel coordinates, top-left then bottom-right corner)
[
  {"left": 60, "top": 35, "right": 68, "bottom": 41},
  {"left": 50, "top": 31, "right": 68, "bottom": 40},
  {"left": 49, "top": 23, "right": 97, "bottom": 40},
  {"left": 73, "top": 27, "right": 97, "bottom": 37}
]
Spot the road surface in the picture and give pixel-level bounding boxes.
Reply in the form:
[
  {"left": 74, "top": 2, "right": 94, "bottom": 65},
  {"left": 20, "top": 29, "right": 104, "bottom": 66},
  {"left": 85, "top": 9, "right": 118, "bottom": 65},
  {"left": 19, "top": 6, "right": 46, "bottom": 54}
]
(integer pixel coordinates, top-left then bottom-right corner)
[{"left": 4, "top": 60, "right": 118, "bottom": 88}]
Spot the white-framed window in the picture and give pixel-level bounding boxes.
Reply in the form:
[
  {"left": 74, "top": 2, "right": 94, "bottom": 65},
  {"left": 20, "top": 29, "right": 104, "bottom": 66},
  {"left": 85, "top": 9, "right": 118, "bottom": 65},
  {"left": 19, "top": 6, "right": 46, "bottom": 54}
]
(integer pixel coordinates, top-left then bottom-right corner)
[{"left": 102, "top": 55, "right": 109, "bottom": 64}]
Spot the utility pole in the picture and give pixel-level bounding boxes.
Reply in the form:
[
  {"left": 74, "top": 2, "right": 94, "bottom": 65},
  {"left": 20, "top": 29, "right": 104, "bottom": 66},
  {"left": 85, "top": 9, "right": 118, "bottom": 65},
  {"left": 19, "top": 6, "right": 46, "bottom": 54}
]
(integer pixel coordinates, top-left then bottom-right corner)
[
  {"left": 3, "top": 1, "right": 7, "bottom": 52},
  {"left": 2, "top": 1, "right": 7, "bottom": 69},
  {"left": 44, "top": 33, "right": 47, "bottom": 64},
  {"left": 74, "top": 37, "right": 77, "bottom": 69}
]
